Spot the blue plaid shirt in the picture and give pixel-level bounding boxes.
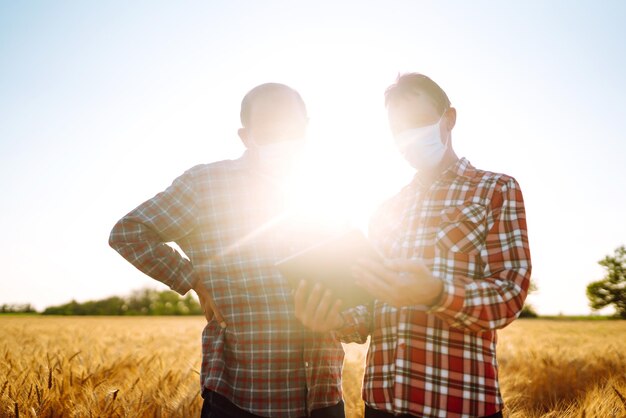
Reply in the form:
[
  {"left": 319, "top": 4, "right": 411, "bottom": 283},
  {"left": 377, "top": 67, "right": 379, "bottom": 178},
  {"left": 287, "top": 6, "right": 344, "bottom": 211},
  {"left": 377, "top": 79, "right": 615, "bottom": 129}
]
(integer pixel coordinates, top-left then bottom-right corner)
[{"left": 109, "top": 151, "right": 344, "bottom": 417}]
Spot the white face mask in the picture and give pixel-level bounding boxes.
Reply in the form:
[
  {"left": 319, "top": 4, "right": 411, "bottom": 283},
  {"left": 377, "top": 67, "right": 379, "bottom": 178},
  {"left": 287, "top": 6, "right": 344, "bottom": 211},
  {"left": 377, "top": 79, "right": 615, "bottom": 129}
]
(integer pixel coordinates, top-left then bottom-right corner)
[
  {"left": 253, "top": 138, "right": 307, "bottom": 177},
  {"left": 393, "top": 115, "right": 447, "bottom": 171}
]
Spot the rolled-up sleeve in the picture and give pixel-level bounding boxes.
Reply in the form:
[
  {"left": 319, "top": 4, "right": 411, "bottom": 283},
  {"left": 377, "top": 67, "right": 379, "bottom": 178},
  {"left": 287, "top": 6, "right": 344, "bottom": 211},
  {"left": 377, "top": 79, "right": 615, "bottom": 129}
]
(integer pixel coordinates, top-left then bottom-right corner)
[{"left": 331, "top": 304, "right": 372, "bottom": 344}]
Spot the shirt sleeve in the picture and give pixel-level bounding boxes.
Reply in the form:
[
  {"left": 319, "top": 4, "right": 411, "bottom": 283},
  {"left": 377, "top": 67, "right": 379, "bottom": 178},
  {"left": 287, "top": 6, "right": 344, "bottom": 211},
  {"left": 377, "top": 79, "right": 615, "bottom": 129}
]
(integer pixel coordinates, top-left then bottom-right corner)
[
  {"left": 331, "top": 304, "right": 371, "bottom": 344},
  {"left": 428, "top": 177, "right": 532, "bottom": 332},
  {"left": 108, "top": 168, "right": 199, "bottom": 295}
]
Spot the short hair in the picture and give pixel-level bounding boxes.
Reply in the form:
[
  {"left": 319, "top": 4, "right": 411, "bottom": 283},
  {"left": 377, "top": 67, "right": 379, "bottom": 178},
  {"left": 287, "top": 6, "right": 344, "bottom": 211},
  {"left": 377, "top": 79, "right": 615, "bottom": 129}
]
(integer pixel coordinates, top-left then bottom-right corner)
[
  {"left": 384, "top": 73, "right": 451, "bottom": 115},
  {"left": 240, "top": 83, "right": 307, "bottom": 128}
]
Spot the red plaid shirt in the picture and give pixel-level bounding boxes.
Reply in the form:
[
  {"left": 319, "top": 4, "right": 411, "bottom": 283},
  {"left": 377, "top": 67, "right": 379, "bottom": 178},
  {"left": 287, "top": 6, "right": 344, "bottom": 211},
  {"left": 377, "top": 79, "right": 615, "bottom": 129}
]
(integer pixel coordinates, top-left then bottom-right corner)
[
  {"left": 109, "top": 152, "right": 344, "bottom": 418},
  {"left": 338, "top": 158, "right": 531, "bottom": 418}
]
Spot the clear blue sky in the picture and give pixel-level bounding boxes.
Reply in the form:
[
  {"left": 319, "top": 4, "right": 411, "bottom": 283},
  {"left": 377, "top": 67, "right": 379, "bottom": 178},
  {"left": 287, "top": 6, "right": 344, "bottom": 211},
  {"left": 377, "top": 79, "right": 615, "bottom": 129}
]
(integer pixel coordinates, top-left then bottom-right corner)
[{"left": 1, "top": 1, "right": 625, "bottom": 315}]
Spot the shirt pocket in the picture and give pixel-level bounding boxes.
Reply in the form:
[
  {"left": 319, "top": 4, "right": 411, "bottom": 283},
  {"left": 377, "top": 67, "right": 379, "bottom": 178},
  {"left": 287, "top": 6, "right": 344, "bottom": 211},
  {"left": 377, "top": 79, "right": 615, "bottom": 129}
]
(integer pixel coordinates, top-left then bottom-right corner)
[{"left": 435, "top": 203, "right": 488, "bottom": 254}]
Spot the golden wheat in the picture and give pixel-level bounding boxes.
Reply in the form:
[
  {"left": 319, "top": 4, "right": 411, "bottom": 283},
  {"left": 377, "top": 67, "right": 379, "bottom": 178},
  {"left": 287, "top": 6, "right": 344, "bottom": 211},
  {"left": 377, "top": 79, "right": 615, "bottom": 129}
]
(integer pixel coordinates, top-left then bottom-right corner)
[
  {"left": 497, "top": 320, "right": 626, "bottom": 418},
  {"left": 1, "top": 318, "right": 625, "bottom": 418},
  {"left": 0, "top": 317, "right": 203, "bottom": 417}
]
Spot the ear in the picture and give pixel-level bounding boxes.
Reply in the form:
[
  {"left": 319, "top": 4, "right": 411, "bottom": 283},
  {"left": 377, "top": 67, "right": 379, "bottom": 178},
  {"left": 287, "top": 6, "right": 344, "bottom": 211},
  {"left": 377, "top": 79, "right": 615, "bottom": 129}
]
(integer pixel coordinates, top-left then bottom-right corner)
[
  {"left": 238, "top": 128, "right": 252, "bottom": 148},
  {"left": 445, "top": 107, "right": 457, "bottom": 131}
]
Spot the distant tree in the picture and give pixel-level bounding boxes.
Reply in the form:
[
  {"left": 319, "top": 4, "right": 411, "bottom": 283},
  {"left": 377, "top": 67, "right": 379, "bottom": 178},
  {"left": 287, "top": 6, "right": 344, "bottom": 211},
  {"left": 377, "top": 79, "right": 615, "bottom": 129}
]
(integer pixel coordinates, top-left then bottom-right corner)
[
  {"left": 519, "top": 279, "right": 539, "bottom": 318},
  {"left": 126, "top": 288, "right": 202, "bottom": 315},
  {"left": 586, "top": 246, "right": 626, "bottom": 319},
  {"left": 0, "top": 303, "right": 37, "bottom": 314},
  {"left": 519, "top": 304, "right": 538, "bottom": 318},
  {"left": 43, "top": 300, "right": 82, "bottom": 315}
]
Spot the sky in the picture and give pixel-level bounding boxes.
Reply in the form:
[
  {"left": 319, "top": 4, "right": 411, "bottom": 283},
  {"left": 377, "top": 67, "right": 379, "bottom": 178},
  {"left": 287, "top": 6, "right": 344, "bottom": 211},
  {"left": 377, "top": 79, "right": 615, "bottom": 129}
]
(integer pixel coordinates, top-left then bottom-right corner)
[{"left": 1, "top": 1, "right": 625, "bottom": 315}]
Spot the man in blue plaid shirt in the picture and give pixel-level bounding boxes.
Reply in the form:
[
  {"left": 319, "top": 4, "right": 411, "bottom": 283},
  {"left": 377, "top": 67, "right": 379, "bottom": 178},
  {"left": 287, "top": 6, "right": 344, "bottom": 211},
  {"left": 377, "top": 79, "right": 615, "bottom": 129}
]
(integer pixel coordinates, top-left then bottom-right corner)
[{"left": 110, "top": 83, "right": 345, "bottom": 418}]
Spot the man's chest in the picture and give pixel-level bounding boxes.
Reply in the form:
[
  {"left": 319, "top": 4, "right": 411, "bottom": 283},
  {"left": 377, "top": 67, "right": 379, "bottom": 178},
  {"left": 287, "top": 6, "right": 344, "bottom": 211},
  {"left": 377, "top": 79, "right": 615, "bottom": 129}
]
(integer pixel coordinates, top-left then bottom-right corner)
[{"left": 375, "top": 181, "right": 494, "bottom": 264}]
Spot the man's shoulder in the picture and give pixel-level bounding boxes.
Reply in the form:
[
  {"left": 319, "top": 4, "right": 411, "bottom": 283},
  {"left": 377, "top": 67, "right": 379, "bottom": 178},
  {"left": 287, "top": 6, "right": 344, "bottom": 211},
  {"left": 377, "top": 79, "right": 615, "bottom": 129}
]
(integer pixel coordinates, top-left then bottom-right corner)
[
  {"left": 183, "top": 157, "right": 247, "bottom": 180},
  {"left": 466, "top": 164, "right": 520, "bottom": 192},
  {"left": 463, "top": 164, "right": 525, "bottom": 212}
]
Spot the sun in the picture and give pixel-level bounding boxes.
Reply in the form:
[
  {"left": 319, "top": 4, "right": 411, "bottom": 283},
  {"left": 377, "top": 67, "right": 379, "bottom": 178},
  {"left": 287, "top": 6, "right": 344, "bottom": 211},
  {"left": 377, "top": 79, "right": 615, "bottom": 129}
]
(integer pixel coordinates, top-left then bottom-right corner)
[{"left": 281, "top": 120, "right": 413, "bottom": 235}]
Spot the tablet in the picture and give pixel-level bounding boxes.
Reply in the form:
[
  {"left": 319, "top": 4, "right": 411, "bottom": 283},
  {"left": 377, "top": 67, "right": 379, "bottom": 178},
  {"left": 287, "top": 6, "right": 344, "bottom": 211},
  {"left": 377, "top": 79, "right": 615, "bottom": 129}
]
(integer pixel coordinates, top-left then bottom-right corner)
[{"left": 275, "top": 229, "right": 380, "bottom": 308}]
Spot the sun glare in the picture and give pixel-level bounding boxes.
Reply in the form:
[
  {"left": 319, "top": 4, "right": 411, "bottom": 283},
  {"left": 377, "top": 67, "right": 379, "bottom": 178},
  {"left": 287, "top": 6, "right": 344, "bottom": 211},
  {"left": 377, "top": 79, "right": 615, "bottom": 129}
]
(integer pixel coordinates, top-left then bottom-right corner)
[{"left": 282, "top": 119, "right": 413, "bottom": 235}]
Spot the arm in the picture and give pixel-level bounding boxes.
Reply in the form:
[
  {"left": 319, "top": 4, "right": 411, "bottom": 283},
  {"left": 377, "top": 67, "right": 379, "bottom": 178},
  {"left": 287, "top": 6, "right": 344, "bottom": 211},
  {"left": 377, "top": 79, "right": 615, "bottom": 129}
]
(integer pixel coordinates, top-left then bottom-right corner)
[
  {"left": 109, "top": 169, "right": 199, "bottom": 295},
  {"left": 428, "top": 177, "right": 532, "bottom": 332},
  {"left": 331, "top": 304, "right": 371, "bottom": 344}
]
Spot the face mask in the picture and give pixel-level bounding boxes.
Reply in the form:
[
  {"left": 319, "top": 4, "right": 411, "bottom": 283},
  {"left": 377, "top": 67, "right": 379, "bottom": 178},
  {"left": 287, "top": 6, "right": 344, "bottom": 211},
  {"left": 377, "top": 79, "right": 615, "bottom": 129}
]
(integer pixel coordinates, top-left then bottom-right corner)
[
  {"left": 393, "top": 115, "right": 447, "bottom": 171},
  {"left": 253, "top": 138, "right": 307, "bottom": 177}
]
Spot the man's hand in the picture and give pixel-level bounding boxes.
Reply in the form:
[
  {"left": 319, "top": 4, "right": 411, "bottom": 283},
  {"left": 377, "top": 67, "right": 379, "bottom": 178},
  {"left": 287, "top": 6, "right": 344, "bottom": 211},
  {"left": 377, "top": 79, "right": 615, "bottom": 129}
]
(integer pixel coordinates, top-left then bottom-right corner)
[
  {"left": 352, "top": 258, "right": 444, "bottom": 308},
  {"left": 294, "top": 280, "right": 344, "bottom": 332},
  {"left": 193, "top": 281, "right": 226, "bottom": 328},
  {"left": 193, "top": 282, "right": 214, "bottom": 322}
]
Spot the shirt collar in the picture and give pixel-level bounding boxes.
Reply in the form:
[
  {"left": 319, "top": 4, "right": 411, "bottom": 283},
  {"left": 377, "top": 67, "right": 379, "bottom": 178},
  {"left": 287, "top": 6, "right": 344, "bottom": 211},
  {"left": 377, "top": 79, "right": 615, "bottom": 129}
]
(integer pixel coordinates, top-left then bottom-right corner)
[
  {"left": 442, "top": 157, "right": 476, "bottom": 181},
  {"left": 413, "top": 157, "right": 475, "bottom": 189}
]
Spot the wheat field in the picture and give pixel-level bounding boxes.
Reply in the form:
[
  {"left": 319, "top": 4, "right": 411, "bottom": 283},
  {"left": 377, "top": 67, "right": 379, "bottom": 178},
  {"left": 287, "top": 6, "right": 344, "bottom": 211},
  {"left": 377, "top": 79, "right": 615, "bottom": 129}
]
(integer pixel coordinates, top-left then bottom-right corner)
[{"left": 1, "top": 317, "right": 625, "bottom": 418}]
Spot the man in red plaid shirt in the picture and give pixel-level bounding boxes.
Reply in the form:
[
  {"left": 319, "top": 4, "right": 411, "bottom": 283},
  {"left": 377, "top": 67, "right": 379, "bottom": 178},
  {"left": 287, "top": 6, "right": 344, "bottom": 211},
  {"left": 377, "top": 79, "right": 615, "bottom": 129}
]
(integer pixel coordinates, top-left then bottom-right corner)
[
  {"left": 109, "top": 83, "right": 345, "bottom": 418},
  {"left": 296, "top": 73, "right": 531, "bottom": 418}
]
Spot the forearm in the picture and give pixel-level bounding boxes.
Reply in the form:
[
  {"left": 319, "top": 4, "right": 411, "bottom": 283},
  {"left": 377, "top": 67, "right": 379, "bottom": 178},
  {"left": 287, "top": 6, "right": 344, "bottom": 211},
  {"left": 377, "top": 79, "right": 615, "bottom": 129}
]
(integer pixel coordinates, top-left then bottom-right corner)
[
  {"left": 109, "top": 168, "right": 200, "bottom": 295},
  {"left": 109, "top": 218, "right": 195, "bottom": 296}
]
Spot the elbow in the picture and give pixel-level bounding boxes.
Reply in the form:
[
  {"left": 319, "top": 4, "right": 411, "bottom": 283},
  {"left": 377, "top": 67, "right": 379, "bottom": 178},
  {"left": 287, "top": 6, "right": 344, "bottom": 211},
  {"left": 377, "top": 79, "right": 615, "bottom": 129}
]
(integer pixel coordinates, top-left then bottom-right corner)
[
  {"left": 489, "top": 270, "right": 531, "bottom": 329},
  {"left": 488, "top": 293, "right": 528, "bottom": 331},
  {"left": 108, "top": 219, "right": 125, "bottom": 250},
  {"left": 459, "top": 295, "right": 528, "bottom": 333}
]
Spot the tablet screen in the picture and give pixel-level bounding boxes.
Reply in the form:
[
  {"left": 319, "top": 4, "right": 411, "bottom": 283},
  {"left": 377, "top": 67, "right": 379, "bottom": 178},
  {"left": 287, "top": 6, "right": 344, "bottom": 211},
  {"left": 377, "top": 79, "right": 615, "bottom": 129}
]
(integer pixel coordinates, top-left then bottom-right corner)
[{"left": 275, "top": 229, "right": 380, "bottom": 308}]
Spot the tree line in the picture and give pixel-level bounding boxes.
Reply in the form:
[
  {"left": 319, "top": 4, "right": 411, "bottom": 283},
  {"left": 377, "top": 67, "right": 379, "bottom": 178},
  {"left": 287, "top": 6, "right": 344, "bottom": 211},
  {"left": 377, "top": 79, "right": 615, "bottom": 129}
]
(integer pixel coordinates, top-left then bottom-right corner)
[
  {"left": 0, "top": 303, "right": 37, "bottom": 314},
  {"left": 2, "top": 245, "right": 625, "bottom": 317},
  {"left": 40, "top": 288, "right": 203, "bottom": 316}
]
